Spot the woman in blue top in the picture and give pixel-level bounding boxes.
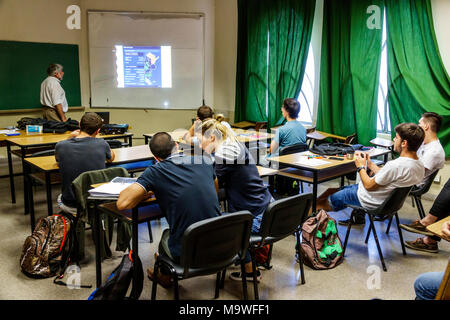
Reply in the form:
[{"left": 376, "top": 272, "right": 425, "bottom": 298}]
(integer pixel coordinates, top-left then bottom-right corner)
[{"left": 200, "top": 119, "right": 273, "bottom": 282}]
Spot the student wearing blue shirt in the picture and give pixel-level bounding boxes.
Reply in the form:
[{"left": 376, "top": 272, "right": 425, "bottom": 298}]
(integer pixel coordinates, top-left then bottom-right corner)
[
  {"left": 200, "top": 119, "right": 273, "bottom": 282},
  {"left": 269, "top": 98, "right": 306, "bottom": 156},
  {"left": 117, "top": 132, "right": 221, "bottom": 288}
]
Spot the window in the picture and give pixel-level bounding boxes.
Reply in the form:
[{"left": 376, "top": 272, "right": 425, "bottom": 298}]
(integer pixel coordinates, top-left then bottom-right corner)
[
  {"left": 297, "top": 44, "right": 315, "bottom": 125},
  {"left": 376, "top": 10, "right": 391, "bottom": 133}
]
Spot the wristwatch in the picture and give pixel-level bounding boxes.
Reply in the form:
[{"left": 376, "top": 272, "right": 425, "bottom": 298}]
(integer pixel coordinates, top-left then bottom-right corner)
[{"left": 357, "top": 166, "right": 365, "bottom": 173}]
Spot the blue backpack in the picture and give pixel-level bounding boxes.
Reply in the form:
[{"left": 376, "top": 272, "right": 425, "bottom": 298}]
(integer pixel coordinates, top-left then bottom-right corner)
[{"left": 88, "top": 251, "right": 143, "bottom": 300}]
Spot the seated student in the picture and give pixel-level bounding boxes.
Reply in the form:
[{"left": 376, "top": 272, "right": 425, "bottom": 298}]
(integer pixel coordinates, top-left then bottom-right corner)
[
  {"left": 268, "top": 98, "right": 307, "bottom": 157},
  {"left": 316, "top": 123, "right": 425, "bottom": 225},
  {"left": 117, "top": 132, "right": 221, "bottom": 287},
  {"left": 183, "top": 105, "right": 214, "bottom": 145},
  {"left": 416, "top": 112, "right": 445, "bottom": 186},
  {"left": 200, "top": 119, "right": 273, "bottom": 282},
  {"left": 413, "top": 221, "right": 450, "bottom": 300},
  {"left": 400, "top": 178, "right": 450, "bottom": 253},
  {"left": 55, "top": 112, "right": 115, "bottom": 214},
  {"left": 215, "top": 113, "right": 233, "bottom": 131}
]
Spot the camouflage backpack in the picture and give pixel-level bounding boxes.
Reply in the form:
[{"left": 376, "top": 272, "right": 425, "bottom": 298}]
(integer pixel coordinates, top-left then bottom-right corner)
[
  {"left": 300, "top": 210, "right": 344, "bottom": 269},
  {"left": 20, "top": 215, "right": 72, "bottom": 278}
]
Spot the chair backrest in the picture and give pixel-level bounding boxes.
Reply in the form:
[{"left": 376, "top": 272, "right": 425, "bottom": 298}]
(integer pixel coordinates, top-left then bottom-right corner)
[
  {"left": 29, "top": 149, "right": 55, "bottom": 157},
  {"left": 255, "top": 122, "right": 268, "bottom": 131},
  {"left": 436, "top": 259, "right": 450, "bottom": 300},
  {"left": 412, "top": 170, "right": 439, "bottom": 196},
  {"left": 372, "top": 186, "right": 413, "bottom": 217},
  {"left": 179, "top": 211, "right": 253, "bottom": 275},
  {"left": 279, "top": 142, "right": 309, "bottom": 156},
  {"left": 71, "top": 167, "right": 129, "bottom": 219},
  {"left": 344, "top": 133, "right": 357, "bottom": 145},
  {"left": 258, "top": 193, "right": 313, "bottom": 243}
]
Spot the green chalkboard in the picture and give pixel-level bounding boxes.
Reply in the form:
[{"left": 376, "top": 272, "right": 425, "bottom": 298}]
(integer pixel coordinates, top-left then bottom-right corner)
[{"left": 0, "top": 40, "right": 81, "bottom": 111}]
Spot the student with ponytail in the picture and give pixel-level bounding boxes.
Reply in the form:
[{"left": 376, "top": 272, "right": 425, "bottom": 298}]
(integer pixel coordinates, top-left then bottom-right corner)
[{"left": 200, "top": 119, "right": 273, "bottom": 282}]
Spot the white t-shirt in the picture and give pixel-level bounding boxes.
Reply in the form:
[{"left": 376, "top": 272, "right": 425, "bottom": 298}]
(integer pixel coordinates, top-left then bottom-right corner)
[
  {"left": 417, "top": 139, "right": 445, "bottom": 185},
  {"left": 40, "top": 76, "right": 68, "bottom": 112},
  {"left": 357, "top": 157, "right": 425, "bottom": 210}
]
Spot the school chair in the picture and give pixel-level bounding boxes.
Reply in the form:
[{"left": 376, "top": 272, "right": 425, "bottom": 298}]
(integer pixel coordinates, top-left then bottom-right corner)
[
  {"left": 342, "top": 186, "right": 413, "bottom": 272},
  {"left": 248, "top": 193, "right": 312, "bottom": 300},
  {"left": 410, "top": 170, "right": 439, "bottom": 219},
  {"left": 151, "top": 211, "right": 253, "bottom": 300}
]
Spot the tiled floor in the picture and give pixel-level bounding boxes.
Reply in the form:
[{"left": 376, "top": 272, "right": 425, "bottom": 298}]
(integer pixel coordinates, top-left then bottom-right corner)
[{"left": 0, "top": 173, "right": 448, "bottom": 300}]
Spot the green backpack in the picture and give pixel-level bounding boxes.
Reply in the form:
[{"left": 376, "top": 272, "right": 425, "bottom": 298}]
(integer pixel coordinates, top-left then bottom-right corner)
[{"left": 300, "top": 210, "right": 344, "bottom": 269}]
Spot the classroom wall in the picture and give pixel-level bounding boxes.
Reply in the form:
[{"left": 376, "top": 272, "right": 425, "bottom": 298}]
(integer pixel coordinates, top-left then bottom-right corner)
[{"left": 0, "top": 0, "right": 218, "bottom": 143}]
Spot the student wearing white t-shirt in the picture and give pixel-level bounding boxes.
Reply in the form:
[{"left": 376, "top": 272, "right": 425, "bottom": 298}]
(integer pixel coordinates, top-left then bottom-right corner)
[
  {"left": 315, "top": 123, "right": 425, "bottom": 226},
  {"left": 416, "top": 112, "right": 445, "bottom": 186}
]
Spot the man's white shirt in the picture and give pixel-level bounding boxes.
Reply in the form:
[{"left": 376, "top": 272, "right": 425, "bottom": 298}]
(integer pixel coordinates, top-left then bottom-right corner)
[
  {"left": 40, "top": 76, "right": 68, "bottom": 112},
  {"left": 416, "top": 139, "right": 445, "bottom": 185}
]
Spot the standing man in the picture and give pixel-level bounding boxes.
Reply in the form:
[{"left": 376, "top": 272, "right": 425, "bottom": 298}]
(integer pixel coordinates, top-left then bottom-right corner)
[{"left": 40, "top": 63, "right": 68, "bottom": 122}]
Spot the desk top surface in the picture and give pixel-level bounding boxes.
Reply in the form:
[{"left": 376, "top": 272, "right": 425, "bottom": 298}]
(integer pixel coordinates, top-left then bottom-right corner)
[
  {"left": 306, "top": 130, "right": 347, "bottom": 141},
  {"left": 427, "top": 216, "right": 450, "bottom": 238},
  {"left": 270, "top": 148, "right": 390, "bottom": 171},
  {"left": 370, "top": 137, "right": 394, "bottom": 148},
  {"left": 144, "top": 129, "right": 274, "bottom": 144},
  {"left": 6, "top": 132, "right": 133, "bottom": 147},
  {"left": 25, "top": 144, "right": 152, "bottom": 171}
]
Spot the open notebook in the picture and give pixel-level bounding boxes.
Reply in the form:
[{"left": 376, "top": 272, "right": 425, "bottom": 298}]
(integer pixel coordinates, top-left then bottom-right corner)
[{"left": 88, "top": 177, "right": 137, "bottom": 198}]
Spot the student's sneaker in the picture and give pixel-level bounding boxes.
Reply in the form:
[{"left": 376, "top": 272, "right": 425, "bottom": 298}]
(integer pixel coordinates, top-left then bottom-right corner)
[
  {"left": 399, "top": 220, "right": 434, "bottom": 236},
  {"left": 404, "top": 238, "right": 438, "bottom": 253},
  {"left": 338, "top": 210, "right": 366, "bottom": 226},
  {"left": 230, "top": 270, "right": 262, "bottom": 282}
]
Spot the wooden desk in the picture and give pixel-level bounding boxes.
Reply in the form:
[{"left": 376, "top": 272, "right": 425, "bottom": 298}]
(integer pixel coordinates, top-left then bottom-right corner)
[
  {"left": 144, "top": 129, "right": 274, "bottom": 164},
  {"left": 269, "top": 148, "right": 391, "bottom": 212},
  {"left": 5, "top": 132, "right": 133, "bottom": 214},
  {"left": 256, "top": 166, "right": 278, "bottom": 177},
  {"left": 24, "top": 145, "right": 152, "bottom": 231},
  {"left": 370, "top": 137, "right": 394, "bottom": 163},
  {"left": 231, "top": 121, "right": 256, "bottom": 129},
  {"left": 427, "top": 216, "right": 450, "bottom": 239}
]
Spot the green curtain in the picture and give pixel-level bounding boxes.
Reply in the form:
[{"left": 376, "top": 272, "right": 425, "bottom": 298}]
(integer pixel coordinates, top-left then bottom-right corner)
[
  {"left": 317, "top": 0, "right": 383, "bottom": 146},
  {"left": 234, "top": 0, "right": 315, "bottom": 128},
  {"left": 267, "top": 0, "right": 316, "bottom": 128},
  {"left": 386, "top": 0, "right": 450, "bottom": 156},
  {"left": 235, "top": 0, "right": 270, "bottom": 123}
]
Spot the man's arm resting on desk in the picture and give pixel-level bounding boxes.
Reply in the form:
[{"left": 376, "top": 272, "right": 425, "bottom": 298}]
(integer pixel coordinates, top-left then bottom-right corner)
[
  {"left": 106, "top": 149, "right": 115, "bottom": 163},
  {"left": 117, "top": 183, "right": 149, "bottom": 210}
]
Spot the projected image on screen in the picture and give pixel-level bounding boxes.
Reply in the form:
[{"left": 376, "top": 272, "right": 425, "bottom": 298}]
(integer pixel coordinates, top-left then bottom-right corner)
[{"left": 115, "top": 45, "right": 172, "bottom": 88}]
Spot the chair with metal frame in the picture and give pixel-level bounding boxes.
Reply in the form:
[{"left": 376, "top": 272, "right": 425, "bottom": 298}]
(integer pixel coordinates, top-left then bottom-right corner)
[
  {"left": 342, "top": 186, "right": 413, "bottom": 272},
  {"left": 248, "top": 193, "right": 313, "bottom": 300},
  {"left": 151, "top": 211, "right": 254, "bottom": 300},
  {"left": 410, "top": 170, "right": 439, "bottom": 220}
]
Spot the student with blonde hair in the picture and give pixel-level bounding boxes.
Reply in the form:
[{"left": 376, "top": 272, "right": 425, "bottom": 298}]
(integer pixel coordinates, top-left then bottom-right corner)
[{"left": 200, "top": 119, "right": 273, "bottom": 282}]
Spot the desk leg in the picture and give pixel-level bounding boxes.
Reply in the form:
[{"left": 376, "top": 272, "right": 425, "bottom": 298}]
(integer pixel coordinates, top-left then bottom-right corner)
[
  {"left": 21, "top": 148, "right": 29, "bottom": 214},
  {"left": 25, "top": 162, "right": 35, "bottom": 232},
  {"left": 144, "top": 136, "right": 149, "bottom": 145},
  {"left": 7, "top": 142, "right": 16, "bottom": 204},
  {"left": 312, "top": 172, "right": 318, "bottom": 213},
  {"left": 128, "top": 136, "right": 133, "bottom": 147},
  {"left": 45, "top": 172, "right": 53, "bottom": 216},
  {"left": 132, "top": 207, "right": 139, "bottom": 299},
  {"left": 91, "top": 200, "right": 102, "bottom": 288}
]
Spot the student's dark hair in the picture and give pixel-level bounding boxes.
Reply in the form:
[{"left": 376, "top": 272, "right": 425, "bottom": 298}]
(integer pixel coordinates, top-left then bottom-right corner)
[
  {"left": 80, "top": 112, "right": 103, "bottom": 135},
  {"left": 197, "top": 105, "right": 214, "bottom": 121},
  {"left": 282, "top": 98, "right": 300, "bottom": 119},
  {"left": 422, "top": 112, "right": 442, "bottom": 133},
  {"left": 149, "top": 132, "right": 176, "bottom": 160},
  {"left": 394, "top": 123, "right": 425, "bottom": 152}
]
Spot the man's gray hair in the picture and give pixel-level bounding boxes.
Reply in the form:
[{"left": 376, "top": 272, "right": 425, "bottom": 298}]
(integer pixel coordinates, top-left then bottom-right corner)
[{"left": 47, "top": 63, "right": 63, "bottom": 76}]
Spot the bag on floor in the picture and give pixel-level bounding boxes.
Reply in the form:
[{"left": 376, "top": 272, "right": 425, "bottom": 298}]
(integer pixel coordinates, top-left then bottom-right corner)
[
  {"left": 254, "top": 244, "right": 273, "bottom": 270},
  {"left": 88, "top": 251, "right": 143, "bottom": 300},
  {"left": 300, "top": 210, "right": 343, "bottom": 270},
  {"left": 20, "top": 215, "right": 72, "bottom": 278}
]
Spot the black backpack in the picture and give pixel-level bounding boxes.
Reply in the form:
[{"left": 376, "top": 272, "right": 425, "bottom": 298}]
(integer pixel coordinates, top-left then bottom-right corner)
[
  {"left": 310, "top": 143, "right": 355, "bottom": 156},
  {"left": 88, "top": 251, "right": 144, "bottom": 300}
]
